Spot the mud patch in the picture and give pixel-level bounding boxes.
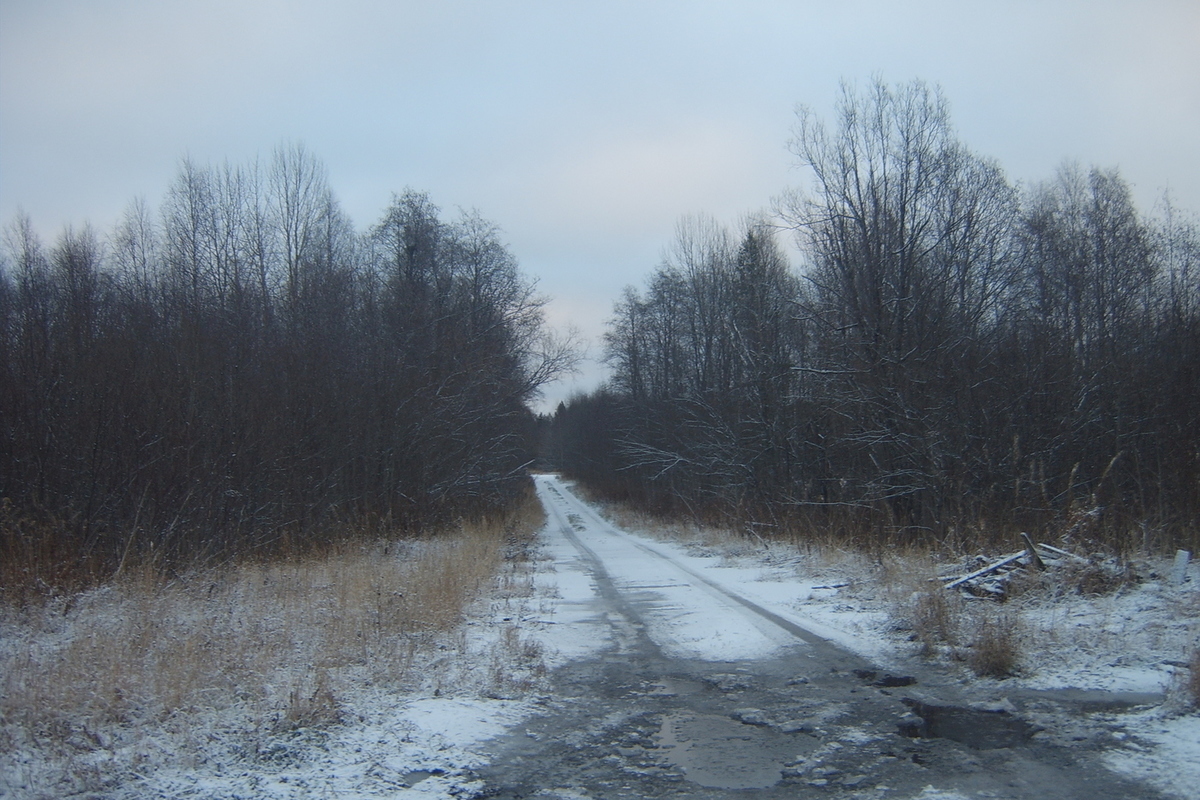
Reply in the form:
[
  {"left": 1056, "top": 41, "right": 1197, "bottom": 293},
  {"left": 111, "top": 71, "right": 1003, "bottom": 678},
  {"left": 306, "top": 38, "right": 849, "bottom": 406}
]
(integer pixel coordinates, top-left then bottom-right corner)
[
  {"left": 853, "top": 669, "right": 917, "bottom": 687},
  {"left": 898, "top": 698, "right": 1040, "bottom": 749},
  {"left": 655, "top": 710, "right": 811, "bottom": 789}
]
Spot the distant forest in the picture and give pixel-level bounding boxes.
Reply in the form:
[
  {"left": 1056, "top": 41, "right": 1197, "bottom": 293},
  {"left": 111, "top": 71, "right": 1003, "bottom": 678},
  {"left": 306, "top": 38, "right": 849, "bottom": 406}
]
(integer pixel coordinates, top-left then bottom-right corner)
[
  {"left": 545, "top": 79, "right": 1200, "bottom": 552},
  {"left": 0, "top": 143, "right": 573, "bottom": 587}
]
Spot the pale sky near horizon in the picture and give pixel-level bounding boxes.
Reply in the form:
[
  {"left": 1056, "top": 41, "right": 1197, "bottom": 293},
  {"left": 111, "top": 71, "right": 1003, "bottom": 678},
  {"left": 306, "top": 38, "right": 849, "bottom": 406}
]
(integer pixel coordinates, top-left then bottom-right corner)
[{"left": 2, "top": 1, "right": 1198, "bottom": 411}]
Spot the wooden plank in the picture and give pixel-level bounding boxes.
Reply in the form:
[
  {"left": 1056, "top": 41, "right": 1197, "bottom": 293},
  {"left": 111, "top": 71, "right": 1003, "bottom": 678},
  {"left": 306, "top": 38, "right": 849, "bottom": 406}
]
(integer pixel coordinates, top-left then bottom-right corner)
[
  {"left": 943, "top": 551, "right": 1026, "bottom": 590},
  {"left": 1020, "top": 532, "right": 1046, "bottom": 571},
  {"left": 1035, "top": 542, "right": 1084, "bottom": 560}
]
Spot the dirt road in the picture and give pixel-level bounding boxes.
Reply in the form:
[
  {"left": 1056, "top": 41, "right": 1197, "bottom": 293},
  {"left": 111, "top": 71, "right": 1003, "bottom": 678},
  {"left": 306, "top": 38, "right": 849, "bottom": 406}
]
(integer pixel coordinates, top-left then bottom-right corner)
[{"left": 470, "top": 475, "right": 1164, "bottom": 799}]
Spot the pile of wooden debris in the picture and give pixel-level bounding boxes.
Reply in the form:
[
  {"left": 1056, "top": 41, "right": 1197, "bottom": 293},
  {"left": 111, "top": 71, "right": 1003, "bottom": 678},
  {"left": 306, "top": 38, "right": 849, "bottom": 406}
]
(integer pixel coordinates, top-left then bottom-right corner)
[{"left": 937, "top": 534, "right": 1192, "bottom": 599}]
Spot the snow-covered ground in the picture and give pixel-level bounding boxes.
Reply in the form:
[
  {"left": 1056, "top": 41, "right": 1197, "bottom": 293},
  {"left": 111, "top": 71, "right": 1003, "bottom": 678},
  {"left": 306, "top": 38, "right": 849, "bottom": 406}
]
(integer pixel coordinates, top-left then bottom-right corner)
[
  {"left": 1, "top": 534, "right": 558, "bottom": 799},
  {"left": 3, "top": 474, "right": 1197, "bottom": 799}
]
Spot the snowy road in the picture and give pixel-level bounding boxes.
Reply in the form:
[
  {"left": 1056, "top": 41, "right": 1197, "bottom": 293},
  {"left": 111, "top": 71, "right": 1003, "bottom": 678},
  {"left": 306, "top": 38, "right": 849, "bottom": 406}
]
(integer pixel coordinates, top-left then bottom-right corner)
[
  {"left": 535, "top": 473, "right": 846, "bottom": 660},
  {"left": 470, "top": 475, "right": 1170, "bottom": 799}
]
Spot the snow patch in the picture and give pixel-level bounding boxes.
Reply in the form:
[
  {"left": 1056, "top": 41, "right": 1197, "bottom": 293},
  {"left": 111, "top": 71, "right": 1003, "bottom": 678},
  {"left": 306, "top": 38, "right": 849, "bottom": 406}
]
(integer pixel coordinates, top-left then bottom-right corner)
[{"left": 1104, "top": 711, "right": 1200, "bottom": 800}]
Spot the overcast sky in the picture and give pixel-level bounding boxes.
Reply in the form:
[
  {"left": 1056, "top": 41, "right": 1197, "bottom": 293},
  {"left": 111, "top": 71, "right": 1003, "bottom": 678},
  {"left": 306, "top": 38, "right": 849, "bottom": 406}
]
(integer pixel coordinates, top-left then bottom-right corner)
[{"left": 2, "top": 0, "right": 1198, "bottom": 410}]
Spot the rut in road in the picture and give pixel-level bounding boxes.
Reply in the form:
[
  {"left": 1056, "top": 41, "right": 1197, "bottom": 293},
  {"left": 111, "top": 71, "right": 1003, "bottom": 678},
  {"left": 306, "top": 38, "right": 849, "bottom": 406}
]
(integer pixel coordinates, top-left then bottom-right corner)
[{"left": 470, "top": 475, "right": 1166, "bottom": 800}]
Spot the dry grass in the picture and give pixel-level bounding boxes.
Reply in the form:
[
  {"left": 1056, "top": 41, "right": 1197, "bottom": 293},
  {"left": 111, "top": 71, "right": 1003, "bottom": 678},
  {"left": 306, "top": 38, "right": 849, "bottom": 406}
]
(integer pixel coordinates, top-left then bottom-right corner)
[
  {"left": 0, "top": 488, "right": 547, "bottom": 790},
  {"left": 910, "top": 586, "right": 964, "bottom": 655},
  {"left": 890, "top": 568, "right": 1072, "bottom": 680},
  {"left": 966, "top": 612, "right": 1023, "bottom": 678},
  {"left": 2, "top": 532, "right": 495, "bottom": 734},
  {"left": 879, "top": 546, "right": 1200, "bottom": 688},
  {"left": 0, "top": 504, "right": 111, "bottom": 605},
  {"left": 485, "top": 623, "right": 549, "bottom": 698},
  {"left": 882, "top": 556, "right": 964, "bottom": 656},
  {"left": 1006, "top": 553, "right": 1139, "bottom": 600}
]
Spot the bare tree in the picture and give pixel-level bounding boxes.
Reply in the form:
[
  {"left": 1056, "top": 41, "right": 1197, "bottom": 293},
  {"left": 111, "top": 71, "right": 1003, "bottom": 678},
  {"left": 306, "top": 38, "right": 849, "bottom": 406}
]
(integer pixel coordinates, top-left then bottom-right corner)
[
  {"left": 782, "top": 77, "right": 1021, "bottom": 530},
  {"left": 270, "top": 142, "right": 332, "bottom": 317}
]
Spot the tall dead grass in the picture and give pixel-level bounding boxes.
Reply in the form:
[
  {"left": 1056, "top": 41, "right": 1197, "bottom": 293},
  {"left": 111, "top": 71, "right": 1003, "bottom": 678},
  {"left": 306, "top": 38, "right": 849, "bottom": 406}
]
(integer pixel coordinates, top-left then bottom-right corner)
[
  {"left": 883, "top": 557, "right": 964, "bottom": 655},
  {"left": 966, "top": 612, "right": 1024, "bottom": 678},
  {"left": 880, "top": 552, "right": 1026, "bottom": 677},
  {"left": 0, "top": 487, "right": 546, "bottom": 785}
]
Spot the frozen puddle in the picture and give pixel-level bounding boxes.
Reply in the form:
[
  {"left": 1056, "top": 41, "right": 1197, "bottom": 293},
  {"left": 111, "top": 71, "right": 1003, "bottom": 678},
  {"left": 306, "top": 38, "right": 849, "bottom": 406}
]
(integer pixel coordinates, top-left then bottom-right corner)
[{"left": 897, "top": 698, "right": 1041, "bottom": 749}]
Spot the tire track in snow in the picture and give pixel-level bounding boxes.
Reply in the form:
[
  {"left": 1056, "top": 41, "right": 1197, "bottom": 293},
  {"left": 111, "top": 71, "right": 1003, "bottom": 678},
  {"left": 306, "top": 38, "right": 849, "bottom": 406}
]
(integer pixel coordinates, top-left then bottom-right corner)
[
  {"left": 536, "top": 474, "right": 859, "bottom": 665},
  {"left": 549, "top": 476, "right": 831, "bottom": 646}
]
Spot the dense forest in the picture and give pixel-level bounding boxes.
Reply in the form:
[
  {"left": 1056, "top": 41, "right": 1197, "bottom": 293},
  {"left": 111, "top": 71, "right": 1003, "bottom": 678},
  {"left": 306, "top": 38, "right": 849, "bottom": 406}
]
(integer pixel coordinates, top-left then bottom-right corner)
[
  {"left": 546, "top": 79, "right": 1200, "bottom": 552},
  {"left": 0, "top": 144, "right": 573, "bottom": 590}
]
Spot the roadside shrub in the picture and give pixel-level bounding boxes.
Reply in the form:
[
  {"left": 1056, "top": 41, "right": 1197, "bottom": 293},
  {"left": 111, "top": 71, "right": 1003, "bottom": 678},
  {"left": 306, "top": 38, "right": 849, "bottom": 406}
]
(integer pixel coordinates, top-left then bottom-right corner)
[
  {"left": 968, "top": 613, "right": 1022, "bottom": 678},
  {"left": 883, "top": 556, "right": 964, "bottom": 657},
  {"left": 910, "top": 587, "right": 962, "bottom": 655},
  {"left": 282, "top": 669, "right": 342, "bottom": 731},
  {"left": 1061, "top": 556, "right": 1138, "bottom": 596}
]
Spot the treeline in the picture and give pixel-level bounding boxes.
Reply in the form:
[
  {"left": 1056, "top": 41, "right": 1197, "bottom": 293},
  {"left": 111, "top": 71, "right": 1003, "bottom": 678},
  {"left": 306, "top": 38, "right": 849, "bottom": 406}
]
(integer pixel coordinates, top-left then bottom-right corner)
[
  {"left": 547, "top": 79, "right": 1200, "bottom": 551},
  {"left": 1, "top": 143, "right": 571, "bottom": 587}
]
